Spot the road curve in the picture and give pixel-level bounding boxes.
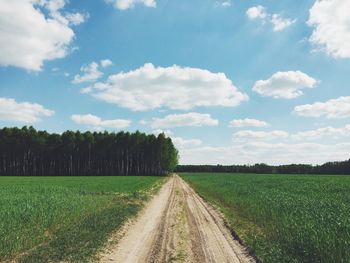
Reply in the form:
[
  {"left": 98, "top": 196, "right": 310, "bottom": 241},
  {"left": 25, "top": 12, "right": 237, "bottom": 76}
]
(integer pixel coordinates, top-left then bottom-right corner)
[{"left": 99, "top": 175, "right": 255, "bottom": 263}]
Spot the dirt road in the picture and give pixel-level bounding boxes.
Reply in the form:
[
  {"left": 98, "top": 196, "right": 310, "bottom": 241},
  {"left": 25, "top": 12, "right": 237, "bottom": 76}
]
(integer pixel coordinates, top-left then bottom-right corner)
[{"left": 100, "top": 175, "right": 255, "bottom": 263}]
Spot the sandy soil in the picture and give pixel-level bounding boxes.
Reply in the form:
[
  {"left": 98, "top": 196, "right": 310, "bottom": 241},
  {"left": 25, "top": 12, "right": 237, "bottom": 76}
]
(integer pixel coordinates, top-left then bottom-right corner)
[{"left": 99, "top": 175, "right": 255, "bottom": 263}]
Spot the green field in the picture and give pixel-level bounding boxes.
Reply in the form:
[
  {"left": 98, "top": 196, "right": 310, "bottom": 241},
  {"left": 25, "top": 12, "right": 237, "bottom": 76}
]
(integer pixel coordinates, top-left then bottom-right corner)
[
  {"left": 181, "top": 173, "right": 350, "bottom": 263},
  {"left": 0, "top": 176, "right": 164, "bottom": 263}
]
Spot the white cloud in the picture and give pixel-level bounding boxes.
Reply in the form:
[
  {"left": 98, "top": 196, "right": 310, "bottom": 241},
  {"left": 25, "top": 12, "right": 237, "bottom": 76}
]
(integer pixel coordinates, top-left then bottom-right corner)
[
  {"left": 65, "top": 12, "right": 89, "bottom": 26},
  {"left": 233, "top": 130, "right": 289, "bottom": 141},
  {"left": 294, "top": 96, "right": 350, "bottom": 118},
  {"left": 106, "top": 0, "right": 156, "bottom": 10},
  {"left": 229, "top": 118, "right": 269, "bottom": 128},
  {"left": 100, "top": 59, "right": 113, "bottom": 68},
  {"left": 271, "top": 14, "right": 296, "bottom": 32},
  {"left": 253, "top": 71, "right": 317, "bottom": 99},
  {"left": 151, "top": 112, "right": 218, "bottom": 129},
  {"left": 71, "top": 114, "right": 131, "bottom": 129},
  {"left": 0, "top": 97, "right": 54, "bottom": 123},
  {"left": 172, "top": 137, "right": 202, "bottom": 149},
  {"left": 308, "top": 0, "right": 350, "bottom": 59},
  {"left": 0, "top": 0, "right": 87, "bottom": 71},
  {"left": 72, "top": 62, "right": 103, "bottom": 84},
  {"left": 219, "top": 1, "right": 231, "bottom": 7},
  {"left": 246, "top": 5, "right": 295, "bottom": 32},
  {"left": 246, "top": 5, "right": 267, "bottom": 20},
  {"left": 84, "top": 63, "right": 248, "bottom": 111}
]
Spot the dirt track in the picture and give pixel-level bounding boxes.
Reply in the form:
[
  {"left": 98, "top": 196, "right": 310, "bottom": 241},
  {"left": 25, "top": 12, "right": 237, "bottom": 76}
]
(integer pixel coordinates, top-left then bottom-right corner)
[{"left": 100, "top": 175, "right": 255, "bottom": 263}]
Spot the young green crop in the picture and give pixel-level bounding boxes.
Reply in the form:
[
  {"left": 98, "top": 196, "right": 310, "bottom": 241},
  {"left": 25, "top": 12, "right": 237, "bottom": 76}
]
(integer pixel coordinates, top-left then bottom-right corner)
[
  {"left": 0, "top": 176, "right": 163, "bottom": 262},
  {"left": 181, "top": 173, "right": 350, "bottom": 263}
]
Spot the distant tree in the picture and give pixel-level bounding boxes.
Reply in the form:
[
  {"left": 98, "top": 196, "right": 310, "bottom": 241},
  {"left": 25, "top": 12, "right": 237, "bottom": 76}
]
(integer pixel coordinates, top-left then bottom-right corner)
[{"left": 176, "top": 160, "right": 350, "bottom": 175}]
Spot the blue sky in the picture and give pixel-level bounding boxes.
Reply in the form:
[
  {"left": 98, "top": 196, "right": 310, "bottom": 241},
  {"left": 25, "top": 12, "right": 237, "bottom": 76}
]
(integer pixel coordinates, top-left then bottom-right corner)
[{"left": 1, "top": 0, "right": 350, "bottom": 165}]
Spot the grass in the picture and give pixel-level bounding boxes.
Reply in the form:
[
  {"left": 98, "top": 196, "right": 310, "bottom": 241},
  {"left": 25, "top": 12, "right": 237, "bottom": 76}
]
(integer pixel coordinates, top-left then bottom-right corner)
[
  {"left": 0, "top": 176, "right": 164, "bottom": 262},
  {"left": 181, "top": 173, "right": 350, "bottom": 263}
]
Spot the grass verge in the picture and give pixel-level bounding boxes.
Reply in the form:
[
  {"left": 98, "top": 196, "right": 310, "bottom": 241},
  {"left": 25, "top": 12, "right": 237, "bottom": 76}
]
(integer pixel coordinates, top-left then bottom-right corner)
[
  {"left": 181, "top": 173, "right": 350, "bottom": 263},
  {"left": 0, "top": 176, "right": 164, "bottom": 262}
]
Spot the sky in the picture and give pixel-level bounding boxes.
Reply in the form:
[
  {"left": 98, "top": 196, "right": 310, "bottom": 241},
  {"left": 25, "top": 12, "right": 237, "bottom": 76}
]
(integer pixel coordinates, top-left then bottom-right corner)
[{"left": 0, "top": 0, "right": 350, "bottom": 165}]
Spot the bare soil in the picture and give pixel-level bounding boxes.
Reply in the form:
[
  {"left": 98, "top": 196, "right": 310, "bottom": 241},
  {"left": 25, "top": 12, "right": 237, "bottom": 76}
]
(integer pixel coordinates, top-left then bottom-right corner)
[{"left": 99, "top": 175, "right": 255, "bottom": 263}]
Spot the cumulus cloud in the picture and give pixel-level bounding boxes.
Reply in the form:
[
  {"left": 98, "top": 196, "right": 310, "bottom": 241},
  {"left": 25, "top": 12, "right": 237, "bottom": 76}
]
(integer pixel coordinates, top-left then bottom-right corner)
[
  {"left": 294, "top": 96, "right": 350, "bottom": 118},
  {"left": 229, "top": 118, "right": 269, "bottom": 128},
  {"left": 72, "top": 62, "right": 103, "bottom": 84},
  {"left": 308, "top": 0, "right": 350, "bottom": 59},
  {"left": 106, "top": 0, "right": 156, "bottom": 10},
  {"left": 71, "top": 114, "right": 131, "bottom": 129},
  {"left": 151, "top": 112, "right": 218, "bottom": 129},
  {"left": 100, "top": 59, "right": 113, "bottom": 68},
  {"left": 0, "top": 97, "right": 54, "bottom": 123},
  {"left": 253, "top": 71, "right": 317, "bottom": 99},
  {"left": 246, "top": 5, "right": 267, "bottom": 20},
  {"left": 83, "top": 63, "right": 248, "bottom": 111},
  {"left": 246, "top": 5, "right": 296, "bottom": 32},
  {"left": 0, "top": 0, "right": 88, "bottom": 71}
]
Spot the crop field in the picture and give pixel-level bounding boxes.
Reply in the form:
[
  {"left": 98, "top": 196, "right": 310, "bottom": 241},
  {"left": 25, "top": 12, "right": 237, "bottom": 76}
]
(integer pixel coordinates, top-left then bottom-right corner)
[
  {"left": 0, "top": 176, "right": 164, "bottom": 263},
  {"left": 181, "top": 173, "right": 350, "bottom": 263}
]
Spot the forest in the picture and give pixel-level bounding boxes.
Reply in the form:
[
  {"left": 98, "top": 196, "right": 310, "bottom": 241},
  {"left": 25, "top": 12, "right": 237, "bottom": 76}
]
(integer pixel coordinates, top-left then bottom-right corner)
[
  {"left": 0, "top": 126, "right": 178, "bottom": 176},
  {"left": 177, "top": 160, "right": 350, "bottom": 175}
]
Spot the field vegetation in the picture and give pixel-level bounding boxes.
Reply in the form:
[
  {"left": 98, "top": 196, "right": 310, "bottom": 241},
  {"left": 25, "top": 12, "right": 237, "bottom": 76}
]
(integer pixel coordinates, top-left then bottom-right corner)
[
  {"left": 0, "top": 176, "right": 164, "bottom": 262},
  {"left": 181, "top": 173, "right": 350, "bottom": 263}
]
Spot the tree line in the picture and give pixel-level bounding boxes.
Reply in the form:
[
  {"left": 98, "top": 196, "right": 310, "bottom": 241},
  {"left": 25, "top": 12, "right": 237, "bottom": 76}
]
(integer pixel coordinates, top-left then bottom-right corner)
[
  {"left": 176, "top": 160, "right": 350, "bottom": 175},
  {"left": 0, "top": 126, "right": 178, "bottom": 176}
]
